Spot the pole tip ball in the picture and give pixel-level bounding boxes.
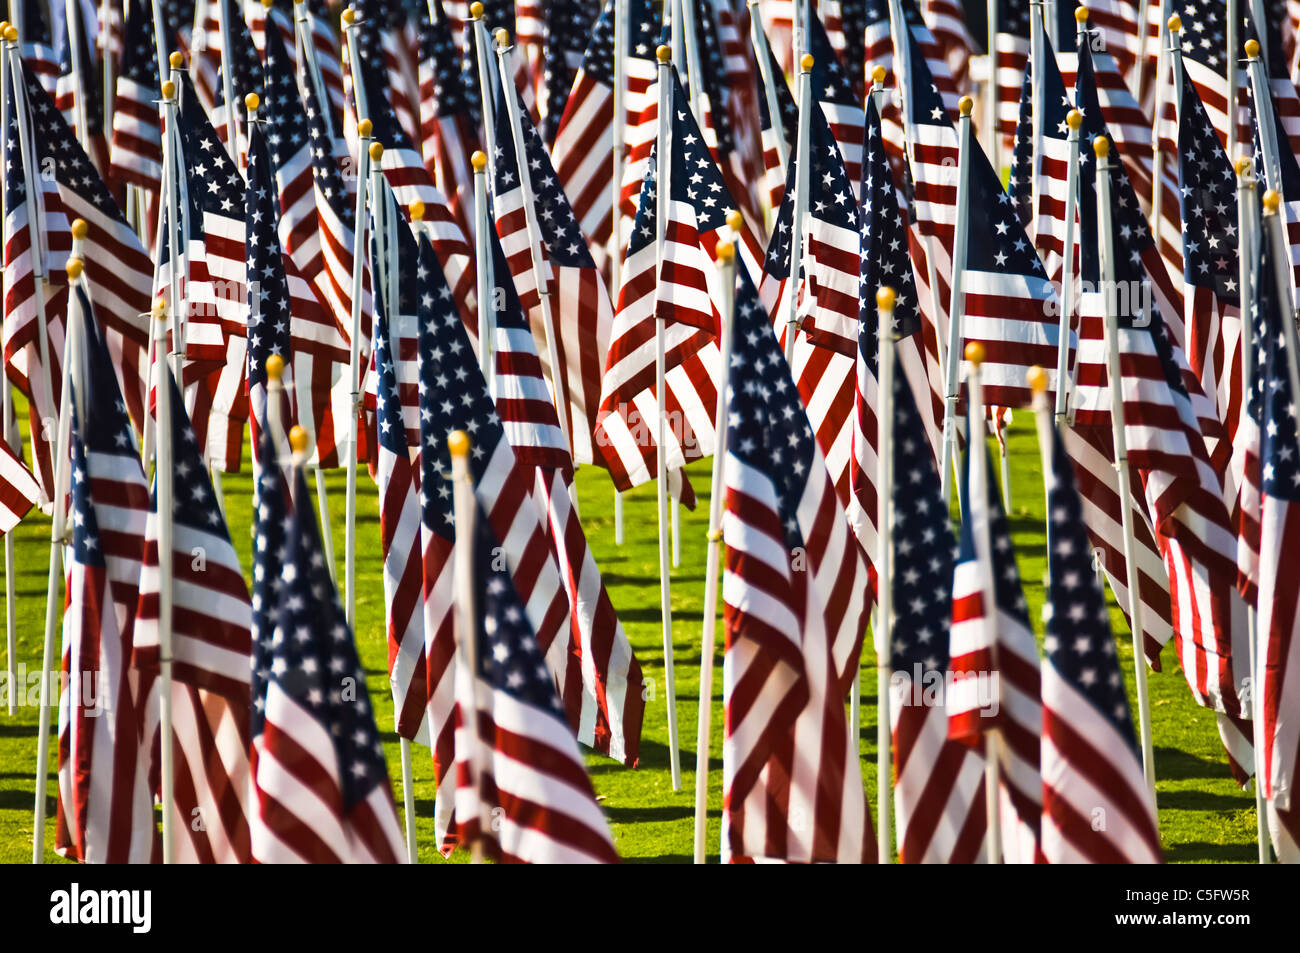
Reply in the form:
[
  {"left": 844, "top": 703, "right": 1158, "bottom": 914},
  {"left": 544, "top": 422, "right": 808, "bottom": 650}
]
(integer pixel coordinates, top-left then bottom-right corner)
[
  {"left": 1066, "top": 109, "right": 1082, "bottom": 130},
  {"left": 4, "top": 26, "right": 18, "bottom": 43},
  {"left": 726, "top": 209, "right": 743, "bottom": 230},
  {"left": 245, "top": 92, "right": 260, "bottom": 112},
  {"left": 153, "top": 297, "right": 167, "bottom": 319},
  {"left": 448, "top": 430, "right": 471, "bottom": 457},
  {"left": 266, "top": 354, "right": 285, "bottom": 381},
  {"left": 964, "top": 342, "right": 986, "bottom": 366},
  {"left": 470, "top": 2, "right": 484, "bottom": 18},
  {"left": 1167, "top": 14, "right": 1181, "bottom": 32},
  {"left": 876, "top": 286, "right": 896, "bottom": 311},
  {"left": 162, "top": 80, "right": 176, "bottom": 99},
  {"left": 1264, "top": 189, "right": 1281, "bottom": 213},
  {"left": 800, "top": 53, "right": 814, "bottom": 71},
  {"left": 1245, "top": 38, "right": 1261, "bottom": 59},
  {"left": 358, "top": 118, "right": 373, "bottom": 138},
  {"left": 471, "top": 150, "right": 487, "bottom": 172},
  {"left": 958, "top": 96, "right": 973, "bottom": 117},
  {"left": 410, "top": 200, "right": 426, "bottom": 221},
  {"left": 70, "top": 218, "right": 88, "bottom": 240},
  {"left": 657, "top": 45, "right": 671, "bottom": 63},
  {"left": 342, "top": 7, "right": 355, "bottom": 24},
  {"left": 1074, "top": 5, "right": 1089, "bottom": 22},
  {"left": 289, "top": 425, "right": 309, "bottom": 454},
  {"left": 66, "top": 258, "right": 84, "bottom": 281},
  {"left": 872, "top": 65, "right": 886, "bottom": 85},
  {"left": 715, "top": 242, "right": 735, "bottom": 264},
  {"left": 495, "top": 28, "right": 509, "bottom": 48},
  {"left": 169, "top": 51, "right": 183, "bottom": 68},
  {"left": 1092, "top": 135, "right": 1110, "bottom": 158},
  {"left": 261, "top": 0, "right": 273, "bottom": 8},
  {"left": 368, "top": 142, "right": 384, "bottom": 161},
  {"left": 1027, "top": 365, "right": 1049, "bottom": 394}
]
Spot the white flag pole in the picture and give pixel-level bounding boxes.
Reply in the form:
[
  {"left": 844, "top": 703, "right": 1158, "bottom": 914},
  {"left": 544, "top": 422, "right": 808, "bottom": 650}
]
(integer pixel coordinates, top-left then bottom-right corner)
[
  {"left": 215, "top": 0, "right": 243, "bottom": 166},
  {"left": 875, "top": 286, "right": 897, "bottom": 864},
  {"left": 692, "top": 221, "right": 738, "bottom": 864},
  {"left": 1093, "top": 135, "right": 1157, "bottom": 798},
  {"left": 783, "top": 53, "right": 812, "bottom": 365},
  {"left": 1133, "top": 0, "right": 1150, "bottom": 104},
  {"left": 749, "top": 0, "right": 789, "bottom": 173},
  {"left": 0, "top": 30, "right": 14, "bottom": 717},
  {"left": 1227, "top": 0, "right": 1240, "bottom": 163},
  {"left": 986, "top": 0, "right": 999, "bottom": 169},
  {"left": 64, "top": 0, "right": 91, "bottom": 155},
  {"left": 1246, "top": 40, "right": 1284, "bottom": 196},
  {"left": 611, "top": 0, "right": 628, "bottom": 544},
  {"left": 1055, "top": 104, "right": 1083, "bottom": 425},
  {"left": 448, "top": 428, "right": 488, "bottom": 863},
  {"left": 1150, "top": 15, "right": 1176, "bottom": 250},
  {"left": 293, "top": 0, "right": 335, "bottom": 139},
  {"left": 653, "top": 44, "right": 682, "bottom": 791},
  {"left": 1028, "top": 0, "right": 1045, "bottom": 246},
  {"left": 940, "top": 96, "right": 975, "bottom": 508},
  {"left": 470, "top": 151, "right": 495, "bottom": 385},
  {"left": 963, "top": 341, "right": 1003, "bottom": 864},
  {"left": 342, "top": 128, "right": 372, "bottom": 637},
  {"left": 1237, "top": 165, "right": 1269, "bottom": 864},
  {"left": 469, "top": 4, "right": 497, "bottom": 171}
]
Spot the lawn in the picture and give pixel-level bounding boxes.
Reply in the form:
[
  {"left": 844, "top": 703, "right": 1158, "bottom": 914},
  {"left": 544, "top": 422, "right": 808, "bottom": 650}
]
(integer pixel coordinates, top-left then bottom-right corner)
[{"left": 0, "top": 410, "right": 1260, "bottom": 863}]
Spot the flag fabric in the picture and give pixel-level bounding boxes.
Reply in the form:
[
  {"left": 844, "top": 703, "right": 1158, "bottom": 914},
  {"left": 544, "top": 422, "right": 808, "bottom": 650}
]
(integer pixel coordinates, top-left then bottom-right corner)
[
  {"left": 250, "top": 453, "right": 407, "bottom": 863},
  {"left": 133, "top": 369, "right": 253, "bottom": 863},
  {"left": 948, "top": 424, "right": 1044, "bottom": 864},
  {"left": 17, "top": 0, "right": 60, "bottom": 97},
  {"left": 449, "top": 503, "right": 618, "bottom": 864},
  {"left": 722, "top": 265, "right": 874, "bottom": 864},
  {"left": 0, "top": 437, "right": 39, "bottom": 533},
  {"left": 805, "top": 12, "right": 865, "bottom": 199},
  {"left": 1248, "top": 206, "right": 1300, "bottom": 859},
  {"left": 417, "top": 0, "right": 479, "bottom": 241},
  {"left": 882, "top": 345, "right": 987, "bottom": 863},
  {"left": 55, "top": 0, "right": 111, "bottom": 179},
  {"left": 1040, "top": 418, "right": 1163, "bottom": 864},
  {"left": 109, "top": 0, "right": 163, "bottom": 192},
  {"left": 754, "top": 34, "right": 797, "bottom": 214},
  {"left": 993, "top": 0, "right": 1033, "bottom": 153},
  {"left": 54, "top": 289, "right": 155, "bottom": 865}
]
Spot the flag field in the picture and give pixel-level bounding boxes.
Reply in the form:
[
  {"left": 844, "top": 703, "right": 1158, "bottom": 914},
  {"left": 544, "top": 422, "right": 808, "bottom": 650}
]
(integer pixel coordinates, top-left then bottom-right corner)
[{"left": 0, "top": 404, "right": 1258, "bottom": 862}]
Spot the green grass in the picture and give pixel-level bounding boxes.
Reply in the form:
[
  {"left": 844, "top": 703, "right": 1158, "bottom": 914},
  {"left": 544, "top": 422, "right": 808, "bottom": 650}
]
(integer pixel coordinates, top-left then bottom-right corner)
[{"left": 0, "top": 412, "right": 1259, "bottom": 862}]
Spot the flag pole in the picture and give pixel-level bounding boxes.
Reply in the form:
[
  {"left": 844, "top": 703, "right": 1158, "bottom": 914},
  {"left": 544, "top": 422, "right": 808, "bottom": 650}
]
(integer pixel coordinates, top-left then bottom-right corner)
[
  {"left": 1237, "top": 163, "right": 1270, "bottom": 863},
  {"left": 611, "top": 0, "right": 628, "bottom": 545},
  {"left": 293, "top": 0, "right": 335, "bottom": 139},
  {"left": 99, "top": 0, "right": 114, "bottom": 141},
  {"left": 1093, "top": 135, "right": 1157, "bottom": 798},
  {"left": 448, "top": 428, "right": 487, "bottom": 863},
  {"left": 875, "top": 286, "right": 898, "bottom": 864},
  {"left": 1150, "top": 16, "right": 1177, "bottom": 251},
  {"left": 749, "top": 0, "right": 789, "bottom": 173},
  {"left": 469, "top": 4, "right": 497, "bottom": 169},
  {"left": 964, "top": 340, "right": 1002, "bottom": 863},
  {"left": 494, "top": 31, "right": 578, "bottom": 476},
  {"left": 215, "top": 0, "right": 243, "bottom": 166},
  {"left": 940, "top": 96, "right": 975, "bottom": 508},
  {"left": 0, "top": 27, "right": 13, "bottom": 717},
  {"left": 692, "top": 218, "right": 738, "bottom": 864},
  {"left": 64, "top": 0, "right": 91, "bottom": 155},
  {"left": 986, "top": 0, "right": 998, "bottom": 169},
  {"left": 1055, "top": 96, "right": 1082, "bottom": 425},
  {"left": 470, "top": 151, "right": 495, "bottom": 384},
  {"left": 783, "top": 53, "right": 812, "bottom": 364},
  {"left": 1245, "top": 40, "right": 1283, "bottom": 195},
  {"left": 1029, "top": 0, "right": 1046, "bottom": 245},
  {"left": 653, "top": 44, "right": 683, "bottom": 791},
  {"left": 677, "top": 0, "right": 705, "bottom": 123},
  {"left": 1227, "top": 0, "right": 1239, "bottom": 163}
]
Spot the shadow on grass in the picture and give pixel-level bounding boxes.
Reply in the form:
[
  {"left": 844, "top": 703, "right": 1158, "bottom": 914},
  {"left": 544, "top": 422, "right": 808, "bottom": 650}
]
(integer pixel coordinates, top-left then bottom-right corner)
[
  {"left": 603, "top": 804, "right": 695, "bottom": 823},
  {"left": 1158, "top": 789, "right": 1252, "bottom": 812},
  {"left": 0, "top": 788, "right": 52, "bottom": 814},
  {"left": 1163, "top": 840, "right": 1258, "bottom": 863},
  {"left": 1152, "top": 746, "right": 1233, "bottom": 782},
  {"left": 0, "top": 723, "right": 39, "bottom": 738}
]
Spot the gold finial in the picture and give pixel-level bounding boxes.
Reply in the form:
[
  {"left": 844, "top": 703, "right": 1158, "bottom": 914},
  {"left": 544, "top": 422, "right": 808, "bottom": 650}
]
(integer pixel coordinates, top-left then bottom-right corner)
[
  {"left": 716, "top": 242, "right": 735, "bottom": 264},
  {"left": 495, "top": 28, "right": 509, "bottom": 48},
  {"left": 245, "top": 92, "right": 260, "bottom": 112},
  {"left": 70, "top": 219, "right": 88, "bottom": 240},
  {"left": 965, "top": 341, "right": 985, "bottom": 366},
  {"left": 66, "top": 258, "right": 84, "bottom": 281},
  {"left": 1167, "top": 14, "right": 1181, "bottom": 32},
  {"left": 3, "top": 26, "right": 17, "bottom": 45},
  {"left": 0, "top": 22, "right": 8, "bottom": 35},
  {"left": 169, "top": 51, "right": 183, "bottom": 68},
  {"left": 657, "top": 44, "right": 671, "bottom": 63},
  {"left": 470, "top": 2, "right": 484, "bottom": 18},
  {"left": 1263, "top": 189, "right": 1281, "bottom": 213},
  {"left": 872, "top": 65, "right": 886, "bottom": 85},
  {"left": 1027, "top": 365, "right": 1048, "bottom": 394},
  {"left": 1236, "top": 156, "right": 1253, "bottom": 176},
  {"left": 162, "top": 80, "right": 176, "bottom": 99},
  {"left": 358, "top": 118, "right": 373, "bottom": 138},
  {"left": 876, "top": 286, "right": 896, "bottom": 311},
  {"left": 261, "top": 0, "right": 273, "bottom": 8},
  {"left": 1245, "top": 38, "right": 1261, "bottom": 59},
  {"left": 342, "top": 7, "right": 356, "bottom": 25},
  {"left": 959, "top": 96, "right": 973, "bottom": 117},
  {"left": 266, "top": 354, "right": 285, "bottom": 381},
  {"left": 726, "top": 209, "right": 743, "bottom": 231},
  {"left": 800, "top": 53, "right": 814, "bottom": 71},
  {"left": 289, "top": 425, "right": 309, "bottom": 454},
  {"left": 369, "top": 142, "right": 384, "bottom": 161},
  {"left": 1093, "top": 135, "right": 1110, "bottom": 159},
  {"left": 1066, "top": 109, "right": 1082, "bottom": 131},
  {"left": 153, "top": 296, "right": 168, "bottom": 320},
  {"left": 471, "top": 150, "right": 487, "bottom": 172},
  {"left": 1075, "top": 5, "right": 1089, "bottom": 23},
  {"left": 448, "top": 430, "right": 470, "bottom": 458},
  {"left": 411, "top": 200, "right": 426, "bottom": 221}
]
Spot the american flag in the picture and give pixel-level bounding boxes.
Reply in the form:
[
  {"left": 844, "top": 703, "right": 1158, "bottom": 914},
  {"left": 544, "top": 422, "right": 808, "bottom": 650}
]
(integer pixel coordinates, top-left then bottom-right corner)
[
  {"left": 109, "top": 0, "right": 163, "bottom": 192},
  {"left": 1249, "top": 209, "right": 1300, "bottom": 860},
  {"left": 881, "top": 345, "right": 987, "bottom": 863},
  {"left": 417, "top": 0, "right": 479, "bottom": 242},
  {"left": 53, "top": 290, "right": 156, "bottom": 865},
  {"left": 449, "top": 503, "right": 618, "bottom": 864},
  {"left": 22, "top": 64, "right": 152, "bottom": 435},
  {"left": 721, "top": 263, "right": 873, "bottom": 863},
  {"left": 993, "top": 0, "right": 1033, "bottom": 154},
  {"left": 1040, "top": 415, "right": 1163, "bottom": 863},
  {"left": 1075, "top": 138, "right": 1250, "bottom": 739},
  {"left": 761, "top": 98, "right": 859, "bottom": 503},
  {"left": 207, "top": 0, "right": 266, "bottom": 162},
  {"left": 1247, "top": 6, "right": 1300, "bottom": 158},
  {"left": 371, "top": 245, "right": 429, "bottom": 744},
  {"left": 133, "top": 368, "right": 253, "bottom": 863},
  {"left": 922, "top": 0, "right": 976, "bottom": 92},
  {"left": 538, "top": 0, "right": 599, "bottom": 144},
  {"left": 951, "top": 119, "right": 1067, "bottom": 409},
  {"left": 948, "top": 419, "right": 1044, "bottom": 863},
  {"left": 250, "top": 453, "right": 407, "bottom": 863},
  {"left": 0, "top": 437, "right": 39, "bottom": 533},
  {"left": 1155, "top": 0, "right": 1242, "bottom": 162},
  {"left": 491, "top": 80, "right": 610, "bottom": 467},
  {"left": 1250, "top": 75, "right": 1300, "bottom": 294},
  {"left": 249, "top": 0, "right": 345, "bottom": 133},
  {"left": 3, "top": 66, "right": 71, "bottom": 502},
  {"left": 611, "top": 0, "right": 662, "bottom": 234},
  {"left": 257, "top": 21, "right": 317, "bottom": 276},
  {"left": 754, "top": 32, "right": 797, "bottom": 214},
  {"left": 803, "top": 11, "right": 864, "bottom": 199},
  {"left": 55, "top": 0, "right": 110, "bottom": 179},
  {"left": 16, "top": 0, "right": 59, "bottom": 97}
]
